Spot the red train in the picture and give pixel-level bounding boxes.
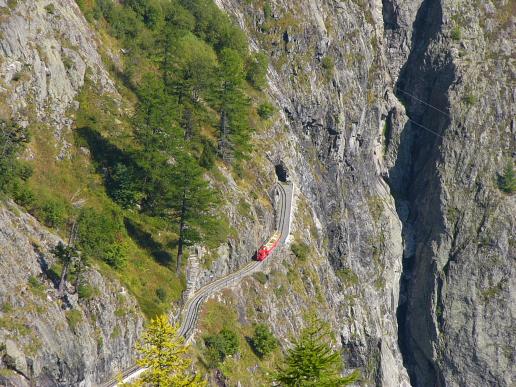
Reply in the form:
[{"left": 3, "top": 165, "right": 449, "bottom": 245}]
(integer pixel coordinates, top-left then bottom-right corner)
[{"left": 256, "top": 231, "right": 281, "bottom": 261}]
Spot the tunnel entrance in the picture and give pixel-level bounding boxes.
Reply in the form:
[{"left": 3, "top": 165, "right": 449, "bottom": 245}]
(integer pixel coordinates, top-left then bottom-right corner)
[{"left": 275, "top": 163, "right": 289, "bottom": 182}]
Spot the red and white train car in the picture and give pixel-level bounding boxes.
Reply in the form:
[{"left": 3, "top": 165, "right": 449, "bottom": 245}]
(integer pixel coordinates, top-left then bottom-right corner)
[{"left": 256, "top": 231, "right": 281, "bottom": 261}]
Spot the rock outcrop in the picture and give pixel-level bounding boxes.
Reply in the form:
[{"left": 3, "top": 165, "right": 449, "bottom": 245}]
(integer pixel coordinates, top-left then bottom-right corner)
[
  {"left": 0, "top": 202, "right": 143, "bottom": 386},
  {"left": 208, "top": 0, "right": 514, "bottom": 386}
]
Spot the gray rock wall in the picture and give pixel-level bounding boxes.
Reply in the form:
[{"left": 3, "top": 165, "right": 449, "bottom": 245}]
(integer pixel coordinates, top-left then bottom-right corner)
[
  {"left": 212, "top": 0, "right": 515, "bottom": 386},
  {"left": 0, "top": 202, "right": 143, "bottom": 386}
]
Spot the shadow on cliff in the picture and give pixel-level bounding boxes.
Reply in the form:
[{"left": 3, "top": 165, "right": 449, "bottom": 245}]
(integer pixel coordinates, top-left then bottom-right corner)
[
  {"left": 383, "top": 0, "right": 457, "bottom": 385},
  {"left": 124, "top": 217, "right": 175, "bottom": 267}
]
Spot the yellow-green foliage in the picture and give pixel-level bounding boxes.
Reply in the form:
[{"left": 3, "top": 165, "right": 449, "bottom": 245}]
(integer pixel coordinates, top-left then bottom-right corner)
[
  {"left": 65, "top": 310, "right": 82, "bottom": 332},
  {"left": 133, "top": 315, "right": 205, "bottom": 386}
]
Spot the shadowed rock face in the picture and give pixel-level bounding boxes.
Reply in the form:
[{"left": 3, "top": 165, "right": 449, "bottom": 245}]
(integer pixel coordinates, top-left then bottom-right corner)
[{"left": 215, "top": 0, "right": 514, "bottom": 386}]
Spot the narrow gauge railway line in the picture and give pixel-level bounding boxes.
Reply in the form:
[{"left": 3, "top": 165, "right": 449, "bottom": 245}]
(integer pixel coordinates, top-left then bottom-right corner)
[{"left": 101, "top": 182, "right": 292, "bottom": 386}]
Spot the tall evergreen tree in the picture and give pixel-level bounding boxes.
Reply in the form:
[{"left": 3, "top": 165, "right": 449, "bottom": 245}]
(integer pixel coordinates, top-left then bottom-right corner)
[
  {"left": 500, "top": 160, "right": 515, "bottom": 194},
  {"left": 166, "top": 152, "right": 217, "bottom": 272},
  {"left": 273, "top": 317, "right": 360, "bottom": 386},
  {"left": 211, "top": 48, "right": 251, "bottom": 161},
  {"left": 51, "top": 241, "right": 79, "bottom": 296},
  {"left": 134, "top": 314, "right": 206, "bottom": 386}
]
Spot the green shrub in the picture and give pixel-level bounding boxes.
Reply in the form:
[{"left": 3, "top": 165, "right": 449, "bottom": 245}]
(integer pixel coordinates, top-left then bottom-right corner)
[
  {"left": 77, "top": 207, "right": 123, "bottom": 261},
  {"left": 156, "top": 287, "right": 167, "bottom": 302},
  {"left": 451, "top": 26, "right": 461, "bottom": 40},
  {"left": 321, "top": 56, "right": 335, "bottom": 81},
  {"left": 246, "top": 52, "right": 268, "bottom": 89},
  {"left": 65, "top": 310, "right": 82, "bottom": 331},
  {"left": 462, "top": 94, "right": 476, "bottom": 106},
  {"left": 291, "top": 242, "right": 309, "bottom": 261},
  {"left": 499, "top": 161, "right": 515, "bottom": 194},
  {"left": 39, "top": 199, "right": 66, "bottom": 228},
  {"left": 44, "top": 4, "right": 55, "bottom": 14},
  {"left": 0, "top": 120, "right": 30, "bottom": 194},
  {"left": 322, "top": 56, "right": 334, "bottom": 70},
  {"left": 12, "top": 183, "right": 35, "bottom": 207},
  {"left": 257, "top": 102, "right": 275, "bottom": 120},
  {"left": 251, "top": 323, "right": 277, "bottom": 358},
  {"left": 336, "top": 267, "right": 359, "bottom": 286},
  {"left": 78, "top": 284, "right": 97, "bottom": 300},
  {"left": 103, "top": 242, "right": 127, "bottom": 269},
  {"left": 204, "top": 328, "right": 239, "bottom": 367}
]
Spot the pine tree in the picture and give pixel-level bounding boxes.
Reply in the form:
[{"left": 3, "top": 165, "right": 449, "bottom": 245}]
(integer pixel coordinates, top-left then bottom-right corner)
[
  {"left": 168, "top": 152, "right": 217, "bottom": 272},
  {"left": 210, "top": 48, "right": 251, "bottom": 161},
  {"left": 51, "top": 241, "right": 79, "bottom": 296},
  {"left": 134, "top": 314, "right": 206, "bottom": 387},
  {"left": 500, "top": 160, "right": 515, "bottom": 194},
  {"left": 273, "top": 317, "right": 360, "bottom": 386}
]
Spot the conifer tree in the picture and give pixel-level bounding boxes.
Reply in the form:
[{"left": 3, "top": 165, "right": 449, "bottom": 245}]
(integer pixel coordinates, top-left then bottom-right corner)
[
  {"left": 211, "top": 48, "right": 251, "bottom": 161},
  {"left": 168, "top": 152, "right": 217, "bottom": 272},
  {"left": 51, "top": 241, "right": 79, "bottom": 296},
  {"left": 134, "top": 314, "right": 206, "bottom": 386},
  {"left": 273, "top": 316, "right": 360, "bottom": 386},
  {"left": 500, "top": 160, "right": 515, "bottom": 194}
]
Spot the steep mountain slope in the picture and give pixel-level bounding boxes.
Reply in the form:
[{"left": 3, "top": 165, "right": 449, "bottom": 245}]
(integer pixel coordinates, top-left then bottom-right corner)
[
  {"left": 211, "top": 0, "right": 515, "bottom": 386},
  {"left": 0, "top": 0, "right": 513, "bottom": 386}
]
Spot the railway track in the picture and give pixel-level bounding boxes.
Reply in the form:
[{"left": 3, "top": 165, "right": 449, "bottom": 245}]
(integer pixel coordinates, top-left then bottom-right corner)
[{"left": 100, "top": 182, "right": 293, "bottom": 386}]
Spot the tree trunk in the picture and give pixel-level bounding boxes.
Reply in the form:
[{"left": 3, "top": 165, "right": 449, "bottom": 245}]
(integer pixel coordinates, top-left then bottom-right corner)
[
  {"left": 176, "top": 191, "right": 187, "bottom": 273},
  {"left": 74, "top": 257, "right": 82, "bottom": 292},
  {"left": 219, "top": 109, "right": 229, "bottom": 160},
  {"left": 183, "top": 107, "right": 193, "bottom": 141},
  {"left": 58, "top": 263, "right": 68, "bottom": 296}
]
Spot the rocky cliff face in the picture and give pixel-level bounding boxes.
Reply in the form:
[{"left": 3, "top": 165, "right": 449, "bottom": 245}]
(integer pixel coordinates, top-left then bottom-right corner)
[
  {"left": 0, "top": 1, "right": 142, "bottom": 385},
  {"left": 208, "top": 0, "right": 514, "bottom": 386},
  {"left": 0, "top": 201, "right": 143, "bottom": 386}
]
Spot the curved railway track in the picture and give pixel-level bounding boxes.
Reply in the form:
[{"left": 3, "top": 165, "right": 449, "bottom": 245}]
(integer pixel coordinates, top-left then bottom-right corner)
[{"left": 101, "top": 182, "right": 293, "bottom": 386}]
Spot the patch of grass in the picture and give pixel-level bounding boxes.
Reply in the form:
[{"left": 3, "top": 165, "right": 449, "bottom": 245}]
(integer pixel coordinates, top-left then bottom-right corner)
[
  {"left": 462, "top": 94, "right": 477, "bottom": 106},
  {"left": 367, "top": 195, "right": 383, "bottom": 222},
  {"left": 65, "top": 309, "right": 82, "bottom": 332},
  {"left": 237, "top": 199, "right": 252, "bottom": 219},
  {"left": 291, "top": 241, "right": 310, "bottom": 261},
  {"left": 28, "top": 275, "right": 46, "bottom": 297},
  {"left": 257, "top": 102, "right": 275, "bottom": 120},
  {"left": 62, "top": 56, "right": 73, "bottom": 70},
  {"left": 195, "top": 297, "right": 281, "bottom": 385},
  {"left": 451, "top": 26, "right": 461, "bottom": 41},
  {"left": 0, "top": 316, "right": 30, "bottom": 336},
  {"left": 44, "top": 4, "right": 55, "bottom": 14},
  {"left": 1, "top": 302, "right": 13, "bottom": 313},
  {"left": 253, "top": 272, "right": 267, "bottom": 285},
  {"left": 78, "top": 284, "right": 98, "bottom": 300},
  {"left": 114, "top": 307, "right": 126, "bottom": 318},
  {"left": 321, "top": 55, "right": 335, "bottom": 81},
  {"left": 336, "top": 267, "right": 359, "bottom": 286},
  {"left": 111, "top": 325, "right": 121, "bottom": 339}
]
